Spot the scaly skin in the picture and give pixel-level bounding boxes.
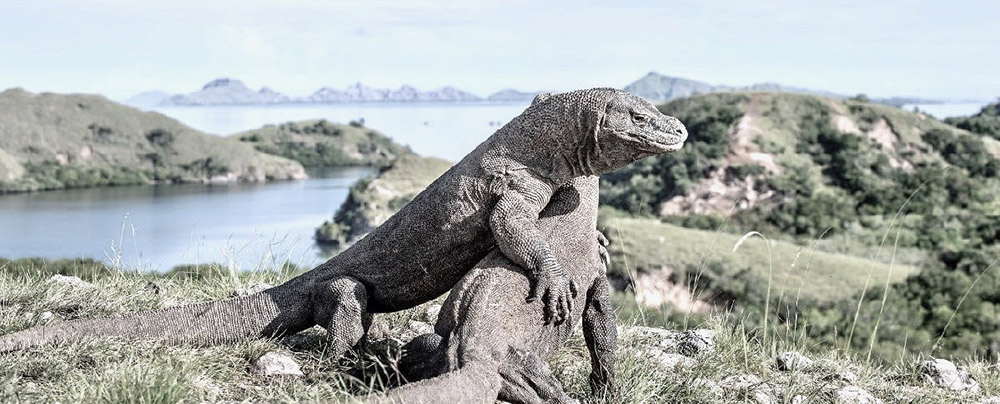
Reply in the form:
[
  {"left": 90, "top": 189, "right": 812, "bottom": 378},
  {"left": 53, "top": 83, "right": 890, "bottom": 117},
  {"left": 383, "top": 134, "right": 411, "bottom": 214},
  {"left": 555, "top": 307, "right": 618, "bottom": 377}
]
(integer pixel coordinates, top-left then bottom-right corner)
[
  {"left": 0, "top": 89, "right": 685, "bottom": 359},
  {"left": 375, "top": 176, "right": 616, "bottom": 404}
]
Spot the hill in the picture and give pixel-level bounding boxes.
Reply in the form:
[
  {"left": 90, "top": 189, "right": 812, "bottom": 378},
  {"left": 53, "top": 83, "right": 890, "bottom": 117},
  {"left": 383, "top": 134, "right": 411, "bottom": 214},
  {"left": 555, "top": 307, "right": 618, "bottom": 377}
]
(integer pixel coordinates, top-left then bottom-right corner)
[
  {"left": 160, "top": 78, "right": 290, "bottom": 106},
  {"left": 945, "top": 100, "right": 1000, "bottom": 140},
  {"left": 0, "top": 89, "right": 306, "bottom": 193},
  {"left": 231, "top": 119, "right": 411, "bottom": 168},
  {"left": 600, "top": 91, "right": 1000, "bottom": 359},
  {"left": 314, "top": 154, "right": 452, "bottom": 247}
]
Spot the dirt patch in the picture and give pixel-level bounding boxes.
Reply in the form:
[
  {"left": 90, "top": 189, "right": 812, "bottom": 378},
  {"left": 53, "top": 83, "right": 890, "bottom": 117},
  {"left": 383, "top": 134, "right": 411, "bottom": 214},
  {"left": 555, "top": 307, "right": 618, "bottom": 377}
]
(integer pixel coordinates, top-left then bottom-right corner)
[
  {"left": 659, "top": 170, "right": 775, "bottom": 216},
  {"left": 80, "top": 145, "right": 92, "bottom": 159},
  {"left": 833, "top": 115, "right": 862, "bottom": 135},
  {"left": 634, "top": 266, "right": 711, "bottom": 313}
]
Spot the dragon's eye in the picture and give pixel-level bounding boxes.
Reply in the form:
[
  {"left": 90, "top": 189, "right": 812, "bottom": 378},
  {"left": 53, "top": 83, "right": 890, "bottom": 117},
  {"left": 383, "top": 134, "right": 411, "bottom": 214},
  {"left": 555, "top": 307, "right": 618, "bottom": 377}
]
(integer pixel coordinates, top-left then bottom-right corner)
[{"left": 632, "top": 112, "right": 648, "bottom": 124}]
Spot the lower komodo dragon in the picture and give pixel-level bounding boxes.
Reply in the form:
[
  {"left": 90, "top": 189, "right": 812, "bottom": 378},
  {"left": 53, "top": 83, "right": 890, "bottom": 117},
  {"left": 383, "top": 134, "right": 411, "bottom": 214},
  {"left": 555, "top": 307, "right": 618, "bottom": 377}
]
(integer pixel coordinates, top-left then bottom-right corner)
[
  {"left": 372, "top": 175, "right": 612, "bottom": 404},
  {"left": 0, "top": 89, "right": 686, "bottom": 361}
]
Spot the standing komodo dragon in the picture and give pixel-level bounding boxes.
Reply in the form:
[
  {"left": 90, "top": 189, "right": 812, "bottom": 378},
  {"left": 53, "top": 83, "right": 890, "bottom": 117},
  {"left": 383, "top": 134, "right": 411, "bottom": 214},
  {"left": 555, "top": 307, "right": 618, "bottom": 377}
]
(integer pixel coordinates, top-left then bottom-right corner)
[
  {"left": 372, "top": 175, "right": 614, "bottom": 404},
  {"left": 0, "top": 89, "right": 686, "bottom": 360}
]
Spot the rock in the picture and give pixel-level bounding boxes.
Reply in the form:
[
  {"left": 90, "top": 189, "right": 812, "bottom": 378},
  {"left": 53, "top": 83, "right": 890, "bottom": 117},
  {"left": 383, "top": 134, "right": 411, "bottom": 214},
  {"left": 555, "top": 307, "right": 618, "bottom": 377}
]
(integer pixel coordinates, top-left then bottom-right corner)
[
  {"left": 233, "top": 283, "right": 272, "bottom": 297},
  {"left": 791, "top": 395, "right": 809, "bottom": 404},
  {"left": 628, "top": 326, "right": 715, "bottom": 356},
  {"left": 645, "top": 350, "right": 696, "bottom": 371},
  {"left": 921, "top": 358, "right": 981, "bottom": 393},
  {"left": 423, "top": 304, "right": 442, "bottom": 322},
  {"left": 407, "top": 320, "right": 434, "bottom": 335},
  {"left": 678, "top": 329, "right": 716, "bottom": 356},
  {"left": 39, "top": 311, "right": 54, "bottom": 321},
  {"left": 776, "top": 351, "right": 813, "bottom": 371},
  {"left": 835, "top": 386, "right": 882, "bottom": 404},
  {"left": 980, "top": 397, "right": 1000, "bottom": 404},
  {"left": 721, "top": 374, "right": 774, "bottom": 404},
  {"left": 49, "top": 274, "right": 92, "bottom": 288},
  {"left": 143, "top": 281, "right": 161, "bottom": 294},
  {"left": 721, "top": 374, "right": 763, "bottom": 391},
  {"left": 691, "top": 378, "right": 723, "bottom": 399},
  {"left": 251, "top": 352, "right": 303, "bottom": 376}
]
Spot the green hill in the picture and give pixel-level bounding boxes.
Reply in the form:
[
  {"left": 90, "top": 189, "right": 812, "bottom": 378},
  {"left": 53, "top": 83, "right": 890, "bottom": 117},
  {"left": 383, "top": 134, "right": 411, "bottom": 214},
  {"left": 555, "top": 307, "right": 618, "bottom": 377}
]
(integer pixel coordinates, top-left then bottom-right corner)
[
  {"left": 314, "top": 153, "right": 452, "bottom": 247},
  {"left": 945, "top": 100, "right": 1000, "bottom": 140},
  {"left": 0, "top": 89, "right": 306, "bottom": 192},
  {"left": 231, "top": 119, "right": 411, "bottom": 168}
]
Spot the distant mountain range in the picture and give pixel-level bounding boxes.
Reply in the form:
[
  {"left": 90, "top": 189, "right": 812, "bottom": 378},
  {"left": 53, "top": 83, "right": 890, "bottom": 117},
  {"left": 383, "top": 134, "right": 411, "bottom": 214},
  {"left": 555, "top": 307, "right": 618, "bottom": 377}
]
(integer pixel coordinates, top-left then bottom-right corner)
[
  {"left": 127, "top": 79, "right": 536, "bottom": 107},
  {"left": 125, "top": 73, "right": 945, "bottom": 107},
  {"left": 622, "top": 72, "right": 943, "bottom": 106}
]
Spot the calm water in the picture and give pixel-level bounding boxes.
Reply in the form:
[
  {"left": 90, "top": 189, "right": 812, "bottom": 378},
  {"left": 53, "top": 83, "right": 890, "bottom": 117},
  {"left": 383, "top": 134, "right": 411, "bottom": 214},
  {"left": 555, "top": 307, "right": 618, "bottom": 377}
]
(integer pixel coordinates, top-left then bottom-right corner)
[
  {"left": 0, "top": 167, "right": 371, "bottom": 271},
  {"left": 902, "top": 103, "right": 985, "bottom": 119},
  {"left": 153, "top": 102, "right": 531, "bottom": 161}
]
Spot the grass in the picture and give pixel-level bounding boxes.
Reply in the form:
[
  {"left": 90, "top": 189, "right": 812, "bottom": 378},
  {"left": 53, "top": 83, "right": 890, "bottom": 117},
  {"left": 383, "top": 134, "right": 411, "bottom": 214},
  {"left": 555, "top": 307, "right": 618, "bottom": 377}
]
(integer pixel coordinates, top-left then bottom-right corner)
[
  {"left": 2, "top": 262, "right": 996, "bottom": 403},
  {"left": 599, "top": 212, "right": 918, "bottom": 305}
]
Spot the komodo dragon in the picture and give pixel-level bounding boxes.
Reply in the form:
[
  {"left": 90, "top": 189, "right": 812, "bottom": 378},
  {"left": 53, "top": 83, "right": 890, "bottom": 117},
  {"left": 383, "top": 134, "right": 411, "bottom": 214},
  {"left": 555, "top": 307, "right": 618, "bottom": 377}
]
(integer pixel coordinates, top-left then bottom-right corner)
[
  {"left": 372, "top": 175, "right": 613, "bottom": 404},
  {"left": 0, "top": 89, "right": 686, "bottom": 360}
]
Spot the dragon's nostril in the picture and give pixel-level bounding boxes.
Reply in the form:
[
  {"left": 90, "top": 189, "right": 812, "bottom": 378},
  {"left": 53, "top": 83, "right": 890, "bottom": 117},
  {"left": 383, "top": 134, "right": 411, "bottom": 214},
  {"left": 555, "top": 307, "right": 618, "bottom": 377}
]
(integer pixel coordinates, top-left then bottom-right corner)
[{"left": 674, "top": 126, "right": 688, "bottom": 141}]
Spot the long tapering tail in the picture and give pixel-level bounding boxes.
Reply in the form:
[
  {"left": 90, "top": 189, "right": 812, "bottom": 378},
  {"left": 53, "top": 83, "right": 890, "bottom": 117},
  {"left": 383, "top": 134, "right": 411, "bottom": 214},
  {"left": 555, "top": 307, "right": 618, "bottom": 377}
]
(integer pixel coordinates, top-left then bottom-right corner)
[{"left": 0, "top": 285, "right": 313, "bottom": 352}]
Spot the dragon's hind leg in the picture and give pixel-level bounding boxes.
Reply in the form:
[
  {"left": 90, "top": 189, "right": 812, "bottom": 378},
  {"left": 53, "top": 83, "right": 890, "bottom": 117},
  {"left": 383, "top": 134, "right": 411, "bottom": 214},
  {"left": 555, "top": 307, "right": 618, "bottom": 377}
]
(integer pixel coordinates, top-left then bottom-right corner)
[
  {"left": 499, "top": 349, "right": 579, "bottom": 404},
  {"left": 312, "top": 276, "right": 371, "bottom": 358}
]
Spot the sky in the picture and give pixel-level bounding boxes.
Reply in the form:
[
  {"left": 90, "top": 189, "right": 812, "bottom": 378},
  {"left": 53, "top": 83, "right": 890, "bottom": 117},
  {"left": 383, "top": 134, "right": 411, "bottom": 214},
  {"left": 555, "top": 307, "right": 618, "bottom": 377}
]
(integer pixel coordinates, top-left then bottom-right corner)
[{"left": 0, "top": 0, "right": 997, "bottom": 101}]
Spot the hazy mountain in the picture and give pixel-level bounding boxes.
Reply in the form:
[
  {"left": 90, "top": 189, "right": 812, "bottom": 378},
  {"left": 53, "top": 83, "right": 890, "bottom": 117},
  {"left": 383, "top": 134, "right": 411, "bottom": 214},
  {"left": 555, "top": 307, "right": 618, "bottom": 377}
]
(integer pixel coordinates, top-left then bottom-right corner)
[
  {"left": 160, "top": 78, "right": 290, "bottom": 106},
  {"left": 123, "top": 90, "right": 173, "bottom": 108},
  {"left": 486, "top": 89, "right": 539, "bottom": 102},
  {"left": 132, "top": 74, "right": 946, "bottom": 107},
  {"left": 623, "top": 72, "right": 942, "bottom": 105}
]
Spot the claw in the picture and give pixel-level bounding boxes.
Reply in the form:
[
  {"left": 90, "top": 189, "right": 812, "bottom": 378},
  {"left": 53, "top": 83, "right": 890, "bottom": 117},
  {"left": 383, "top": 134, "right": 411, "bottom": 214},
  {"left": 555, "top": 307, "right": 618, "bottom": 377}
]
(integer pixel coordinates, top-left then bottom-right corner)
[{"left": 597, "top": 230, "right": 609, "bottom": 246}]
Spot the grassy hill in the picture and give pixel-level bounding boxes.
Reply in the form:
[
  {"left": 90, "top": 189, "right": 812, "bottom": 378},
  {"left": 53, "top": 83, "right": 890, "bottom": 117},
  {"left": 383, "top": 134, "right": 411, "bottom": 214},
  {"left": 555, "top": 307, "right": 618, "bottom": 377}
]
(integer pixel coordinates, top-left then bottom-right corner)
[
  {"left": 231, "top": 119, "right": 411, "bottom": 168},
  {"left": 945, "top": 100, "right": 1000, "bottom": 140},
  {"left": 314, "top": 154, "right": 452, "bottom": 247},
  {"left": 0, "top": 89, "right": 306, "bottom": 192}
]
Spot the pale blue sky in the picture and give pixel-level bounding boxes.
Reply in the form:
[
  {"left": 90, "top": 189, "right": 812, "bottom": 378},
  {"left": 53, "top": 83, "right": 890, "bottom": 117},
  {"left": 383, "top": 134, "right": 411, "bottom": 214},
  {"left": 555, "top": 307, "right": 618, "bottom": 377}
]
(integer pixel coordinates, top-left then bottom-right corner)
[{"left": 0, "top": 0, "right": 997, "bottom": 100}]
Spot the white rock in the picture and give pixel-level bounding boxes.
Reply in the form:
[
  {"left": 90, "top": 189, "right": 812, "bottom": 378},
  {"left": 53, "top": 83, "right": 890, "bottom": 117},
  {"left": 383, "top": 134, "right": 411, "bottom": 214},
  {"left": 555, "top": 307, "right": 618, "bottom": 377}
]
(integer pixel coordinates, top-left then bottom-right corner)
[
  {"left": 423, "top": 304, "right": 442, "bottom": 322},
  {"left": 979, "top": 397, "right": 1000, "bottom": 404},
  {"left": 39, "top": 311, "right": 54, "bottom": 321},
  {"left": 836, "top": 386, "right": 882, "bottom": 404},
  {"left": 251, "top": 352, "right": 303, "bottom": 376},
  {"left": 921, "top": 358, "right": 981, "bottom": 393},
  {"left": 235, "top": 283, "right": 272, "bottom": 297},
  {"left": 791, "top": 395, "right": 809, "bottom": 404},
  {"left": 776, "top": 351, "right": 814, "bottom": 371},
  {"left": 645, "top": 350, "right": 696, "bottom": 371},
  {"left": 49, "top": 274, "right": 92, "bottom": 288},
  {"left": 407, "top": 320, "right": 434, "bottom": 335}
]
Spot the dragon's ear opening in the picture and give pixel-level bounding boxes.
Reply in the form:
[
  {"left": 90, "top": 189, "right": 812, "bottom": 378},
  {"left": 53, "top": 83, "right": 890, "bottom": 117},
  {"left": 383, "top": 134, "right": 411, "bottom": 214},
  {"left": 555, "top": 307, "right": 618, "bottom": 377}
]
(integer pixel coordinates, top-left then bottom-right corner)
[{"left": 531, "top": 92, "right": 553, "bottom": 106}]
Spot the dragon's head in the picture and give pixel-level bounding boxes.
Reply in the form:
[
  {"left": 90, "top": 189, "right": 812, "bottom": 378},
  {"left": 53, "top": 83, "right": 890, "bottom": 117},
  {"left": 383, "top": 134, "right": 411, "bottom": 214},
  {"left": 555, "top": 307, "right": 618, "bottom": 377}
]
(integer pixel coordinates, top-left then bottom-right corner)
[
  {"left": 588, "top": 89, "right": 686, "bottom": 173},
  {"left": 526, "top": 89, "right": 687, "bottom": 177}
]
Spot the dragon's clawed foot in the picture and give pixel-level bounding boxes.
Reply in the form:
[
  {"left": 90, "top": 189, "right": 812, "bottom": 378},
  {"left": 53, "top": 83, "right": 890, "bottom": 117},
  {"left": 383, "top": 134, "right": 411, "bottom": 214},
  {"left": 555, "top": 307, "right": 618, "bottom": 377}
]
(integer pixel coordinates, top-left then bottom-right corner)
[{"left": 527, "top": 264, "right": 578, "bottom": 325}]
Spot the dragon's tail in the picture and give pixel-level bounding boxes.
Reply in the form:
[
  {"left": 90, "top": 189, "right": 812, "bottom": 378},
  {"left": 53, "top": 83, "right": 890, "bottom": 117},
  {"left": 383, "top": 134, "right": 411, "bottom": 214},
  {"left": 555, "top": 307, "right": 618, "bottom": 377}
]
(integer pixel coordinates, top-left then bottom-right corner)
[{"left": 0, "top": 285, "right": 312, "bottom": 352}]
